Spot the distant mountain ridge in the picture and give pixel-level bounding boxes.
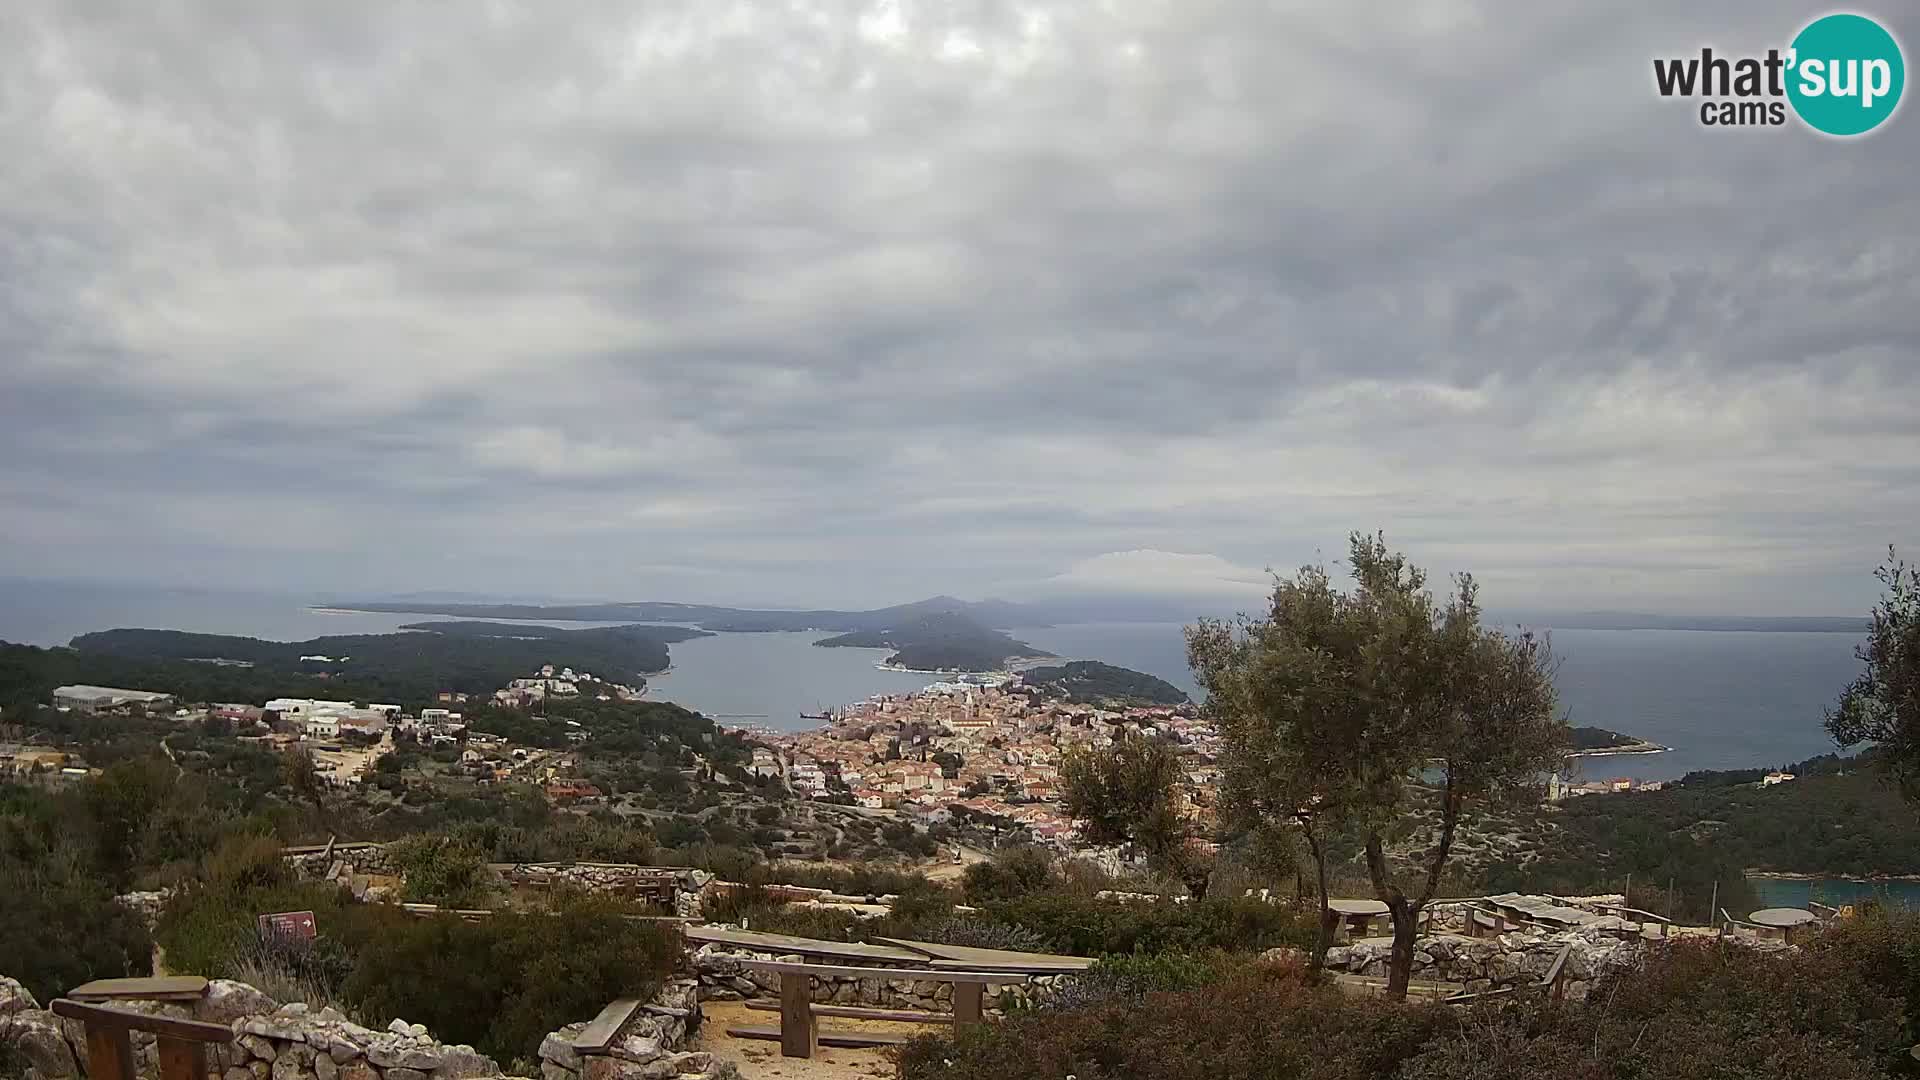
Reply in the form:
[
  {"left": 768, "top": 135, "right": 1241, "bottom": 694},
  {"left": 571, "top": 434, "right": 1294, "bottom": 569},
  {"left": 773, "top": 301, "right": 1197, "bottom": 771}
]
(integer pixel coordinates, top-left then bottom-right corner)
[
  {"left": 334, "top": 595, "right": 1054, "bottom": 632},
  {"left": 1507, "top": 612, "right": 1869, "bottom": 634},
  {"left": 332, "top": 596, "right": 1871, "bottom": 635}
]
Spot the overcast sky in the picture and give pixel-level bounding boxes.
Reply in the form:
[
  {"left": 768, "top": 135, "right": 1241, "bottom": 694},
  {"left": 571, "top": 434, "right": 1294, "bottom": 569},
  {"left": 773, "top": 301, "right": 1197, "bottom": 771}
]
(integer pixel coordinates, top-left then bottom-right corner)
[{"left": 2, "top": 1, "right": 1916, "bottom": 615}]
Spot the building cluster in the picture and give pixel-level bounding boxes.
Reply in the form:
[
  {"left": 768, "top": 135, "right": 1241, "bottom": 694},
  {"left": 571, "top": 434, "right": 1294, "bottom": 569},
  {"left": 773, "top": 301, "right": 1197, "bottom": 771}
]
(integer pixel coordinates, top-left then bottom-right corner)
[
  {"left": 492, "top": 664, "right": 641, "bottom": 708},
  {"left": 0, "top": 743, "right": 90, "bottom": 783},
  {"left": 265, "top": 698, "right": 401, "bottom": 740},
  {"left": 751, "top": 677, "right": 1216, "bottom": 849},
  {"left": 1549, "top": 773, "right": 1670, "bottom": 799}
]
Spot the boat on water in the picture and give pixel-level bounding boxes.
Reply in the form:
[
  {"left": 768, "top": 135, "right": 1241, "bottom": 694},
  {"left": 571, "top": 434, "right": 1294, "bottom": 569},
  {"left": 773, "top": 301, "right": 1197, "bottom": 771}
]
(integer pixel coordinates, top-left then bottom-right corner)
[{"left": 798, "top": 709, "right": 832, "bottom": 721}]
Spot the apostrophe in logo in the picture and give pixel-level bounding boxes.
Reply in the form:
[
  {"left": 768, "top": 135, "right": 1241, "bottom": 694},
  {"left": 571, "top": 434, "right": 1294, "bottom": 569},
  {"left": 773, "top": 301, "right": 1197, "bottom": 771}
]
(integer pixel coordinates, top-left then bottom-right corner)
[
  {"left": 1786, "top": 13, "right": 1904, "bottom": 135},
  {"left": 1652, "top": 11, "right": 1905, "bottom": 136}
]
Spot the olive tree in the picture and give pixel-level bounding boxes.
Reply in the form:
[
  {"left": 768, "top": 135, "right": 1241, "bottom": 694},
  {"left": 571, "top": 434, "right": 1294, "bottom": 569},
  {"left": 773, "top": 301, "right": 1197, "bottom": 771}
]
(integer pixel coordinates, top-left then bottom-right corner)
[
  {"left": 1191, "top": 532, "right": 1566, "bottom": 998},
  {"left": 1827, "top": 547, "right": 1920, "bottom": 798},
  {"left": 1059, "top": 730, "right": 1211, "bottom": 895}
]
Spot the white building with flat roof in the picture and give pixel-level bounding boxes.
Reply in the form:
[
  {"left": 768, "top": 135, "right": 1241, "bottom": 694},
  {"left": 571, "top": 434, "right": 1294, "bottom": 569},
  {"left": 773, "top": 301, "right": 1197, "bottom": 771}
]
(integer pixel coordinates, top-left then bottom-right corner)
[{"left": 53, "top": 685, "right": 175, "bottom": 713}]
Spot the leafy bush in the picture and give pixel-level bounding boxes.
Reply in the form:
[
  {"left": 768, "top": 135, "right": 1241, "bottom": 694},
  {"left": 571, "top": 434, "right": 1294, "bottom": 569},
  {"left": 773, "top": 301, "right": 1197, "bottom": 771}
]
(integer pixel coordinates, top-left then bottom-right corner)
[
  {"left": 984, "top": 892, "right": 1314, "bottom": 956},
  {"left": 386, "top": 834, "right": 496, "bottom": 908},
  {"left": 341, "top": 896, "right": 680, "bottom": 1061},
  {"left": 919, "top": 917, "right": 1053, "bottom": 954},
  {"left": 154, "top": 878, "right": 357, "bottom": 978},
  {"left": 202, "top": 832, "right": 294, "bottom": 894},
  {"left": 899, "top": 962, "right": 1447, "bottom": 1080},
  {"left": 961, "top": 847, "right": 1056, "bottom": 904},
  {"left": 1804, "top": 907, "right": 1920, "bottom": 1071},
  {"left": 1405, "top": 939, "right": 1905, "bottom": 1080},
  {"left": 226, "top": 931, "right": 356, "bottom": 1010},
  {"left": 902, "top": 939, "right": 1911, "bottom": 1080},
  {"left": 1034, "top": 951, "right": 1234, "bottom": 1012},
  {"left": 0, "top": 849, "right": 154, "bottom": 1002},
  {"left": 758, "top": 862, "right": 937, "bottom": 897}
]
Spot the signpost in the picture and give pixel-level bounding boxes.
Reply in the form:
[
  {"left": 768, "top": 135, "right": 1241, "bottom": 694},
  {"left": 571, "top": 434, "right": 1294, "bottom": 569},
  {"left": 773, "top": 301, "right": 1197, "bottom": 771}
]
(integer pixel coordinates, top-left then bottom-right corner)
[{"left": 257, "top": 911, "right": 317, "bottom": 942}]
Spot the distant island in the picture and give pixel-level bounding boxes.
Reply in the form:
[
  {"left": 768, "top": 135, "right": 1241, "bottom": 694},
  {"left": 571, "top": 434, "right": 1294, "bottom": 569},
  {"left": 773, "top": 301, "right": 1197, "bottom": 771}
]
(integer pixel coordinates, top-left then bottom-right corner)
[
  {"left": 36, "top": 622, "right": 710, "bottom": 707},
  {"left": 327, "top": 595, "right": 1047, "bottom": 633},
  {"left": 1519, "top": 612, "right": 1868, "bottom": 633},
  {"left": 813, "top": 611, "right": 1053, "bottom": 672},
  {"left": 1569, "top": 725, "right": 1669, "bottom": 756},
  {"left": 1019, "top": 660, "right": 1189, "bottom": 708}
]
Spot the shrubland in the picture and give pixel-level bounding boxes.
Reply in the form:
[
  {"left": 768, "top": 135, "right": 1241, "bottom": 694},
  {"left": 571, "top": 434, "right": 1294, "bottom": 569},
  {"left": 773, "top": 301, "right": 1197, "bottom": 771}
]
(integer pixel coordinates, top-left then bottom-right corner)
[{"left": 900, "top": 920, "right": 1920, "bottom": 1080}]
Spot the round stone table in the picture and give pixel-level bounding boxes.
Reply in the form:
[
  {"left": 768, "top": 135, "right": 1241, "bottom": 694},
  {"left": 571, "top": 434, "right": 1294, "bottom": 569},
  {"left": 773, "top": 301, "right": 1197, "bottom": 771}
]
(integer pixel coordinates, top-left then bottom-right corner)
[
  {"left": 1749, "top": 907, "right": 1817, "bottom": 944},
  {"left": 1328, "top": 898, "right": 1390, "bottom": 939}
]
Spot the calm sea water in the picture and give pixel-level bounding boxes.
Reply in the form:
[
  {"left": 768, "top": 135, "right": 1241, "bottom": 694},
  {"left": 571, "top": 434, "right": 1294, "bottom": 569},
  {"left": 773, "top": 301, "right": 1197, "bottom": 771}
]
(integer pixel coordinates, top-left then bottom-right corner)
[
  {"left": 0, "top": 585, "right": 1866, "bottom": 779},
  {"left": 1013, "top": 621, "right": 1866, "bottom": 784},
  {"left": 640, "top": 631, "right": 937, "bottom": 722},
  {"left": 1750, "top": 877, "right": 1920, "bottom": 909}
]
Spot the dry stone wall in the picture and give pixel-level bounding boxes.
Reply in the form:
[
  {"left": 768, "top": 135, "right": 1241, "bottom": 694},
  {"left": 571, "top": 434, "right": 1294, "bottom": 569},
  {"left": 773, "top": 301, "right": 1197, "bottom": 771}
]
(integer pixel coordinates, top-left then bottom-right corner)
[
  {"left": 0, "top": 976, "right": 509, "bottom": 1080},
  {"left": 283, "top": 848, "right": 708, "bottom": 917},
  {"left": 1322, "top": 928, "right": 1644, "bottom": 1001},
  {"left": 689, "top": 944, "right": 1076, "bottom": 1013},
  {"left": 534, "top": 979, "right": 731, "bottom": 1080}
]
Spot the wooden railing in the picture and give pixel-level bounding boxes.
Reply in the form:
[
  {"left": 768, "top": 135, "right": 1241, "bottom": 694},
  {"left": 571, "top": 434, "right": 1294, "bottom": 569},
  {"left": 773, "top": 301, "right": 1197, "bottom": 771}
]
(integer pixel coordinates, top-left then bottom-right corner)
[{"left": 50, "top": 999, "right": 233, "bottom": 1080}]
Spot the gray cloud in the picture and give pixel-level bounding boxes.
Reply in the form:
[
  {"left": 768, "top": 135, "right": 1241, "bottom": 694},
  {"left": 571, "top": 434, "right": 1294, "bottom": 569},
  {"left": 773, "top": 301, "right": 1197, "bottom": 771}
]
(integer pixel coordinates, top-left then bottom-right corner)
[{"left": 1, "top": 0, "right": 1916, "bottom": 614}]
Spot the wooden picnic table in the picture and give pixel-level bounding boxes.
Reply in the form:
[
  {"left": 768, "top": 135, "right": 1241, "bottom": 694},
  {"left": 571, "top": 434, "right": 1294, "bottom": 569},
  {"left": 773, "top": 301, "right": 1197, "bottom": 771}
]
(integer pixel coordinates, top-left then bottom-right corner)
[
  {"left": 725, "top": 960, "right": 1029, "bottom": 1059},
  {"left": 1748, "top": 907, "right": 1818, "bottom": 945}
]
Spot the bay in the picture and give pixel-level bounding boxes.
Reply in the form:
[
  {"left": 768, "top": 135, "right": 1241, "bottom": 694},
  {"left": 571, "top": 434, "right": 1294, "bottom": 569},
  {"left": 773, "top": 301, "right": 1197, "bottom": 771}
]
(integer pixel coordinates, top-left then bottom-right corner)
[
  {"left": 1750, "top": 876, "right": 1920, "bottom": 910},
  {"left": 0, "top": 582, "right": 1871, "bottom": 780}
]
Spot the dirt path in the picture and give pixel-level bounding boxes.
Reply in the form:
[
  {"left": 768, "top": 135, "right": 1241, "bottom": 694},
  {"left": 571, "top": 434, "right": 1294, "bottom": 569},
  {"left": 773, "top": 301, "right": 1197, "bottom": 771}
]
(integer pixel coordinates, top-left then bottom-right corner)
[
  {"left": 923, "top": 845, "right": 990, "bottom": 883},
  {"left": 693, "top": 1001, "right": 935, "bottom": 1080}
]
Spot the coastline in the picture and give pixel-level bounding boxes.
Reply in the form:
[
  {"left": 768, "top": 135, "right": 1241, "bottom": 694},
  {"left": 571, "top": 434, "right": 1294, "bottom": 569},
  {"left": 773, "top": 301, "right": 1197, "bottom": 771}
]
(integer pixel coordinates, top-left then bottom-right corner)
[
  {"left": 1746, "top": 870, "right": 1920, "bottom": 883},
  {"left": 875, "top": 657, "right": 998, "bottom": 672},
  {"left": 1567, "top": 742, "right": 1671, "bottom": 758}
]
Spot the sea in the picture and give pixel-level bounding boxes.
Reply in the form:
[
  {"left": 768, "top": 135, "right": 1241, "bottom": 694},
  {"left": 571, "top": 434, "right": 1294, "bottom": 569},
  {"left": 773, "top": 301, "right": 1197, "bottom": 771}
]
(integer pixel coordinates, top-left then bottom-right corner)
[{"left": 5, "top": 578, "right": 1907, "bottom": 905}]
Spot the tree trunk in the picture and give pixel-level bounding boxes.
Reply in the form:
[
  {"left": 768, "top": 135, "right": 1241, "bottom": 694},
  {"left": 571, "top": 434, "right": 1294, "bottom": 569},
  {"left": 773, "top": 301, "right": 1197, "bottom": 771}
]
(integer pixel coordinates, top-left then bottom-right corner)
[
  {"left": 1363, "top": 829, "right": 1418, "bottom": 1000},
  {"left": 1386, "top": 900, "right": 1420, "bottom": 998},
  {"left": 1303, "top": 824, "right": 1335, "bottom": 973}
]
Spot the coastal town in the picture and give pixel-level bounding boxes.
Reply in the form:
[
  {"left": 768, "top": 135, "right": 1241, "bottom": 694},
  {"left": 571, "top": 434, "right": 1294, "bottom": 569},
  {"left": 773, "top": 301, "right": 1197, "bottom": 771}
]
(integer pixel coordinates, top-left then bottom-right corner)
[
  {"left": 742, "top": 677, "right": 1221, "bottom": 846},
  {"left": 4, "top": 663, "right": 1688, "bottom": 851}
]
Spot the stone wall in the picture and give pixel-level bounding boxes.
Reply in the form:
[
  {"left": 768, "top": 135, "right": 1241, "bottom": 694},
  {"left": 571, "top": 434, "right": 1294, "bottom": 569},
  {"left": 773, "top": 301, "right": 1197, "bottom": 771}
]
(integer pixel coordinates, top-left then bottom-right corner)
[
  {"left": 1323, "top": 928, "right": 1643, "bottom": 1001},
  {"left": 0, "top": 976, "right": 511, "bottom": 1080},
  {"left": 689, "top": 945, "right": 1077, "bottom": 1013},
  {"left": 285, "top": 844, "right": 401, "bottom": 881},
  {"left": 497, "top": 865, "right": 711, "bottom": 920},
  {"left": 284, "top": 847, "right": 708, "bottom": 917},
  {"left": 535, "top": 980, "right": 730, "bottom": 1080}
]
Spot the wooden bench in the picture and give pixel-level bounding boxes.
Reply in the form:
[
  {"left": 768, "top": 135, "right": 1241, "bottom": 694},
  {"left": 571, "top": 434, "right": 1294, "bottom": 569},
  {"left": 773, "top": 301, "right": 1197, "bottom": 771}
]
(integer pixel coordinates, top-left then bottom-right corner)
[
  {"left": 68, "top": 977, "right": 210, "bottom": 1003},
  {"left": 1595, "top": 903, "right": 1671, "bottom": 938},
  {"left": 51, "top": 999, "right": 233, "bottom": 1080},
  {"left": 571, "top": 998, "right": 646, "bottom": 1054},
  {"left": 723, "top": 961, "right": 1029, "bottom": 1058}
]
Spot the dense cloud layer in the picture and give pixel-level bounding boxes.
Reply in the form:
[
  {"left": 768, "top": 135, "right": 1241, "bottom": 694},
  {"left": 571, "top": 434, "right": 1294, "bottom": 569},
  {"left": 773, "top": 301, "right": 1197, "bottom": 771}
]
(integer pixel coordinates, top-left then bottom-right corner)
[{"left": 2, "top": 1, "right": 1915, "bottom": 613}]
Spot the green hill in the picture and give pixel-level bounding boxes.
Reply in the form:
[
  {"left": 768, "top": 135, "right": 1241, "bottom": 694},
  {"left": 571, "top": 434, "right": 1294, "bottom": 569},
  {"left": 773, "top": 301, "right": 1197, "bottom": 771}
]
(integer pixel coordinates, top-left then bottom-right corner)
[
  {"left": 814, "top": 611, "right": 1052, "bottom": 672},
  {"left": 1019, "top": 661, "right": 1190, "bottom": 707}
]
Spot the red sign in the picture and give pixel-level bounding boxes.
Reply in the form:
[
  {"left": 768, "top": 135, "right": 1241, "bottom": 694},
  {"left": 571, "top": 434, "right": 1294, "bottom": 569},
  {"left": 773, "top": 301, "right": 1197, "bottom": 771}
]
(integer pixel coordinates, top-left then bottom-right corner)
[{"left": 257, "top": 910, "right": 317, "bottom": 941}]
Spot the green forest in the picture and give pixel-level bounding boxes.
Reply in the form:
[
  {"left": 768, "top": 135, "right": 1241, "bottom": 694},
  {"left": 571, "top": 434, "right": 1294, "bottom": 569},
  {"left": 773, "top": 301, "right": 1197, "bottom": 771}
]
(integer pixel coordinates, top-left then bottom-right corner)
[
  {"left": 0, "top": 622, "right": 706, "bottom": 712},
  {"left": 1020, "top": 660, "right": 1191, "bottom": 706}
]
